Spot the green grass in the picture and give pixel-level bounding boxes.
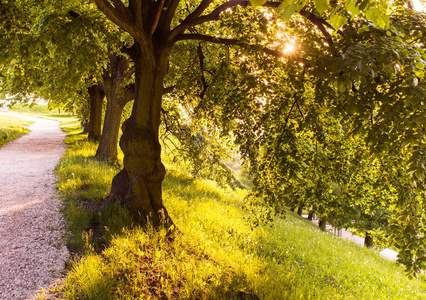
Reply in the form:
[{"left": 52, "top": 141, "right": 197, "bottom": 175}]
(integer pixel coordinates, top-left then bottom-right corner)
[
  {"left": 0, "top": 114, "right": 33, "bottom": 147},
  {"left": 55, "top": 122, "right": 426, "bottom": 299}
]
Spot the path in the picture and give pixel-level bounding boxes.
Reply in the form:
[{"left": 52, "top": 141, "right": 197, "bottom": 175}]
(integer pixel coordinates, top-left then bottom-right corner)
[
  {"left": 303, "top": 214, "right": 399, "bottom": 262},
  {"left": 0, "top": 113, "right": 69, "bottom": 300}
]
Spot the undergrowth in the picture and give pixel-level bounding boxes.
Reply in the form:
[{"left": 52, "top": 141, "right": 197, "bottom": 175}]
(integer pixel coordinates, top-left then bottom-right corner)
[{"left": 56, "top": 120, "right": 426, "bottom": 299}]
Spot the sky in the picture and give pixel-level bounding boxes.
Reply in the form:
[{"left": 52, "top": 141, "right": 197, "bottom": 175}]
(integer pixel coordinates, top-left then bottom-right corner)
[{"left": 413, "top": 0, "right": 426, "bottom": 11}]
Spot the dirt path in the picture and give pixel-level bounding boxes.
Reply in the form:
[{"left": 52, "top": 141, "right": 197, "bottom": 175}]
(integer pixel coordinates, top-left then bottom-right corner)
[{"left": 0, "top": 113, "right": 69, "bottom": 300}]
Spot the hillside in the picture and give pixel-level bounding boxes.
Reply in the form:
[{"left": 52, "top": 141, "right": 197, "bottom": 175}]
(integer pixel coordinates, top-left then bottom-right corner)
[{"left": 55, "top": 120, "right": 426, "bottom": 300}]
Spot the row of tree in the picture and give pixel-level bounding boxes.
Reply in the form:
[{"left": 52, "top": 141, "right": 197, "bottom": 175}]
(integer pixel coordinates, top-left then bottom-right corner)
[{"left": 1, "top": 0, "right": 426, "bottom": 275}]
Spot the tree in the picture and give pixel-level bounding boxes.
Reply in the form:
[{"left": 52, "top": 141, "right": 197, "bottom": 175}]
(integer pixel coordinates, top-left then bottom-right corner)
[
  {"left": 93, "top": 0, "right": 380, "bottom": 226},
  {"left": 96, "top": 53, "right": 135, "bottom": 160}
]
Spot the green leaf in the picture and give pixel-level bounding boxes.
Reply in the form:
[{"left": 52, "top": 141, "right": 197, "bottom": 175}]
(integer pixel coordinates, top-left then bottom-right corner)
[
  {"left": 415, "top": 61, "right": 424, "bottom": 70},
  {"left": 330, "top": 14, "right": 347, "bottom": 30},
  {"left": 250, "top": 0, "right": 267, "bottom": 6},
  {"left": 415, "top": 69, "right": 424, "bottom": 78},
  {"left": 315, "top": 0, "right": 330, "bottom": 14},
  {"left": 404, "top": 65, "right": 413, "bottom": 73},
  {"left": 277, "top": 0, "right": 291, "bottom": 13},
  {"left": 346, "top": 0, "right": 360, "bottom": 16},
  {"left": 365, "top": 8, "right": 389, "bottom": 28},
  {"left": 282, "top": 4, "right": 299, "bottom": 21},
  {"left": 359, "top": 0, "right": 369, "bottom": 11}
]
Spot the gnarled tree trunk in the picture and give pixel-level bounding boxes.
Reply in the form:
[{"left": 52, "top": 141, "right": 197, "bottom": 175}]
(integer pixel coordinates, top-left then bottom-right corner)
[
  {"left": 96, "top": 53, "right": 134, "bottom": 161},
  {"left": 106, "top": 42, "right": 172, "bottom": 227}
]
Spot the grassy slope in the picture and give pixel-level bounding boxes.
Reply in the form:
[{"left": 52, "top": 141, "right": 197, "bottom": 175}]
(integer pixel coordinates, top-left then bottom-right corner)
[
  {"left": 0, "top": 103, "right": 76, "bottom": 147},
  {"left": 55, "top": 119, "right": 426, "bottom": 300},
  {"left": 0, "top": 114, "right": 33, "bottom": 147}
]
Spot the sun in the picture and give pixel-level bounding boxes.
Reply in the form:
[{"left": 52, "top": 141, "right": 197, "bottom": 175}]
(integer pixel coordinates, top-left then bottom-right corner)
[{"left": 283, "top": 42, "right": 296, "bottom": 55}]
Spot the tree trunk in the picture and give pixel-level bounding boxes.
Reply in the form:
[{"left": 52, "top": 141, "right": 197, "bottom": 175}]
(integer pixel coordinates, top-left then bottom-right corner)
[
  {"left": 290, "top": 207, "right": 295, "bottom": 212},
  {"left": 297, "top": 206, "right": 303, "bottom": 216},
  {"left": 319, "top": 218, "right": 327, "bottom": 231},
  {"left": 87, "top": 84, "right": 104, "bottom": 141},
  {"left": 95, "top": 53, "right": 134, "bottom": 161},
  {"left": 81, "top": 120, "right": 89, "bottom": 134},
  {"left": 364, "top": 232, "right": 374, "bottom": 248},
  {"left": 308, "top": 211, "right": 315, "bottom": 221},
  {"left": 95, "top": 92, "right": 123, "bottom": 161},
  {"left": 106, "top": 42, "right": 172, "bottom": 227}
]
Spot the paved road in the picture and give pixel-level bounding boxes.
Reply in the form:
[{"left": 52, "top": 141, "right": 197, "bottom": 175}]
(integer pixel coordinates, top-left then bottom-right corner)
[{"left": 0, "top": 113, "right": 68, "bottom": 300}]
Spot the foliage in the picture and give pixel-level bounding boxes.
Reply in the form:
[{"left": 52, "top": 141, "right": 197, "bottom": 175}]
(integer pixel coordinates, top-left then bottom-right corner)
[
  {"left": 0, "top": 0, "right": 124, "bottom": 119},
  {"left": 189, "top": 6, "right": 426, "bottom": 274}
]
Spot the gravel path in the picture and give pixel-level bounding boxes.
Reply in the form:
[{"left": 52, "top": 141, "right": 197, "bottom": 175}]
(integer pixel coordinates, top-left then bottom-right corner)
[{"left": 0, "top": 113, "right": 69, "bottom": 300}]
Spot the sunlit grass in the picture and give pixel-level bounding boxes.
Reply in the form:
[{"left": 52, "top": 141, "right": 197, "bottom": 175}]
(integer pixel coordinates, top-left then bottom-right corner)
[
  {"left": 56, "top": 121, "right": 426, "bottom": 299},
  {"left": 0, "top": 114, "right": 33, "bottom": 147}
]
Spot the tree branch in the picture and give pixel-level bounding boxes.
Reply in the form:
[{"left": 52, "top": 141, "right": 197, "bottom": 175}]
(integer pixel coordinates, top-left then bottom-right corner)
[
  {"left": 174, "top": 33, "right": 286, "bottom": 59},
  {"left": 170, "top": 1, "right": 338, "bottom": 47},
  {"left": 298, "top": 10, "right": 337, "bottom": 47},
  {"left": 111, "top": 0, "right": 128, "bottom": 16},
  {"left": 197, "top": 43, "right": 208, "bottom": 99},
  {"left": 158, "top": 0, "right": 181, "bottom": 33},
  {"left": 183, "top": 0, "right": 214, "bottom": 23},
  {"left": 163, "top": 86, "right": 176, "bottom": 95},
  {"left": 129, "top": 0, "right": 143, "bottom": 28},
  {"left": 150, "top": 0, "right": 166, "bottom": 35},
  {"left": 94, "top": 0, "right": 143, "bottom": 43},
  {"left": 170, "top": 0, "right": 250, "bottom": 39}
]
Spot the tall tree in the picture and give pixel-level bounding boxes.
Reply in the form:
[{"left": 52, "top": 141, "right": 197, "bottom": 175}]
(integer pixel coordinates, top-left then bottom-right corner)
[{"left": 91, "top": 0, "right": 414, "bottom": 226}]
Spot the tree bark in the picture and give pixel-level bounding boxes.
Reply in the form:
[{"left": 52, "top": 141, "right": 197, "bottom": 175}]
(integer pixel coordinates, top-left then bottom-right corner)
[
  {"left": 87, "top": 84, "right": 104, "bottom": 141},
  {"left": 364, "top": 232, "right": 374, "bottom": 248},
  {"left": 308, "top": 211, "right": 315, "bottom": 221},
  {"left": 106, "top": 42, "right": 173, "bottom": 227},
  {"left": 95, "top": 92, "right": 123, "bottom": 160},
  {"left": 95, "top": 53, "right": 133, "bottom": 161},
  {"left": 297, "top": 206, "right": 303, "bottom": 216}
]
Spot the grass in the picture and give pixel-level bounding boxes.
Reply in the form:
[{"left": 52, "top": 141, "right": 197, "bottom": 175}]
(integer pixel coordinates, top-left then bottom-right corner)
[
  {"left": 54, "top": 120, "right": 426, "bottom": 299},
  {"left": 0, "top": 114, "right": 33, "bottom": 147},
  {"left": 9, "top": 102, "right": 53, "bottom": 115}
]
